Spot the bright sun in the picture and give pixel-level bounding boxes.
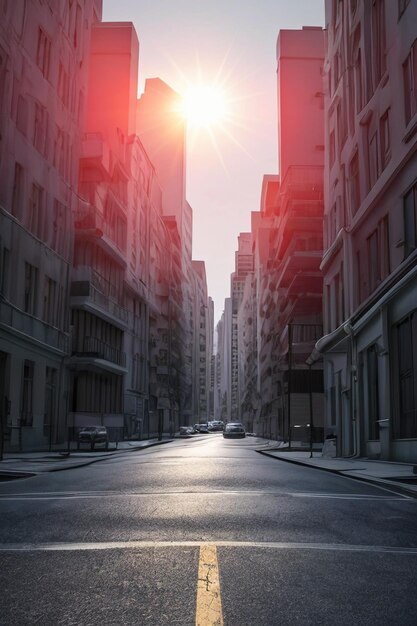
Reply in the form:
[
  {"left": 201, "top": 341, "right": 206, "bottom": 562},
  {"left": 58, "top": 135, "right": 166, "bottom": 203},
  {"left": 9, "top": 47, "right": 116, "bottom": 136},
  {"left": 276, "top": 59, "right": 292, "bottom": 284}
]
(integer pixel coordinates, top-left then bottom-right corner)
[{"left": 180, "top": 84, "right": 229, "bottom": 129}]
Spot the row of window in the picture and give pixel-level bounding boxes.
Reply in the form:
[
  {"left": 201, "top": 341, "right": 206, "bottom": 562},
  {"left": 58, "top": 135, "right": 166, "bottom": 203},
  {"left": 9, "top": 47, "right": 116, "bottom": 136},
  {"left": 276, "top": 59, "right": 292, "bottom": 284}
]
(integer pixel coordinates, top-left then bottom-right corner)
[
  {"left": 0, "top": 249, "right": 66, "bottom": 328},
  {"left": 358, "top": 308, "right": 416, "bottom": 442},
  {"left": 12, "top": 85, "right": 76, "bottom": 183},
  {"left": 18, "top": 360, "right": 57, "bottom": 432},
  {"left": 11, "top": 163, "right": 71, "bottom": 258}
]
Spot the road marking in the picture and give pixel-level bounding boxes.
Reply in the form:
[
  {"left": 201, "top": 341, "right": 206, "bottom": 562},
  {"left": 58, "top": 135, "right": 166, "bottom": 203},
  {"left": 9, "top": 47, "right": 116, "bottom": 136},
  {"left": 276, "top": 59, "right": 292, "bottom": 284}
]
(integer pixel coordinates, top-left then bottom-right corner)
[
  {"left": 0, "top": 490, "right": 410, "bottom": 501},
  {"left": 1, "top": 540, "right": 417, "bottom": 555},
  {"left": 196, "top": 544, "right": 224, "bottom": 626}
]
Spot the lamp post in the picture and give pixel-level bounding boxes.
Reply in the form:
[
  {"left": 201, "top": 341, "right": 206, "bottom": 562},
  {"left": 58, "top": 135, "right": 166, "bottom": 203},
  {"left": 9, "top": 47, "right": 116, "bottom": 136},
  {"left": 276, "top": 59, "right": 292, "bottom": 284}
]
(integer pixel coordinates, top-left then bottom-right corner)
[{"left": 309, "top": 363, "right": 314, "bottom": 458}]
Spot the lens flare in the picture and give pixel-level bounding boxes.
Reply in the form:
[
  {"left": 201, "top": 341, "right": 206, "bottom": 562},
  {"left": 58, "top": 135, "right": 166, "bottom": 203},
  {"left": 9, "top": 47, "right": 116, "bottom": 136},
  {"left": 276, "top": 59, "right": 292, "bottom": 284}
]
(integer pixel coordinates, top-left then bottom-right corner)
[{"left": 181, "top": 84, "right": 229, "bottom": 129}]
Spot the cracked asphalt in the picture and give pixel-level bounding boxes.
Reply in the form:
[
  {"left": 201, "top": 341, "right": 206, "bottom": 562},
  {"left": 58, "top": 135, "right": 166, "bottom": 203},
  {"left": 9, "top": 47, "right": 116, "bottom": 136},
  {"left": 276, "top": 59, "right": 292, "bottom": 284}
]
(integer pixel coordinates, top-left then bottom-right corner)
[{"left": 1, "top": 434, "right": 417, "bottom": 625}]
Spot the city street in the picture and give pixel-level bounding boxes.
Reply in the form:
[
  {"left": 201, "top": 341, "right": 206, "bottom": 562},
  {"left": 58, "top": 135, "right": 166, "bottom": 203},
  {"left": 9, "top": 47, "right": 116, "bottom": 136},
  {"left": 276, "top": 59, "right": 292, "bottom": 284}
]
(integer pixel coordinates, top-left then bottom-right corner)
[{"left": 1, "top": 434, "right": 417, "bottom": 625}]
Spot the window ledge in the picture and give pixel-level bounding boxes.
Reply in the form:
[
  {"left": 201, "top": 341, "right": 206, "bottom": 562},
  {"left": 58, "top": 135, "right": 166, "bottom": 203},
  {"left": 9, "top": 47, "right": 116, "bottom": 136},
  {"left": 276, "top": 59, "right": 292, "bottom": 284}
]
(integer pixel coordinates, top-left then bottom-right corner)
[{"left": 403, "top": 118, "right": 417, "bottom": 144}]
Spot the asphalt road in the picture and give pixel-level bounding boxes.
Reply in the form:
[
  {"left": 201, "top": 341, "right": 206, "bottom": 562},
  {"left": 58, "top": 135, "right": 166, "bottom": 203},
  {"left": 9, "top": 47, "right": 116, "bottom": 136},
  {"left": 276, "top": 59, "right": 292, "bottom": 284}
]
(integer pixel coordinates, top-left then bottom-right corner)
[{"left": 1, "top": 434, "right": 417, "bottom": 625}]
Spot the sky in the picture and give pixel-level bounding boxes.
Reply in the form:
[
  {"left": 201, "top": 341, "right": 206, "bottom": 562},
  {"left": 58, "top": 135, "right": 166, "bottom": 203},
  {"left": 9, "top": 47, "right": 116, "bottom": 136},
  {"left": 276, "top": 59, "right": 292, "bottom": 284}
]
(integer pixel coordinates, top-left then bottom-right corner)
[{"left": 102, "top": 1, "right": 325, "bottom": 324}]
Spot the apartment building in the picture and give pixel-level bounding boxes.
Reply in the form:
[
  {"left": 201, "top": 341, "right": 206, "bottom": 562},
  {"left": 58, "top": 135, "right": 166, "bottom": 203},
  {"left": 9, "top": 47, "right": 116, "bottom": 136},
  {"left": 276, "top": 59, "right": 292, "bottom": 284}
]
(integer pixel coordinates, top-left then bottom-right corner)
[
  {"left": 0, "top": 6, "right": 212, "bottom": 450},
  {"left": 137, "top": 79, "right": 204, "bottom": 429},
  {"left": 191, "top": 261, "right": 213, "bottom": 423},
  {"left": 315, "top": 0, "right": 417, "bottom": 462},
  {"left": 0, "top": 0, "right": 101, "bottom": 452},
  {"left": 234, "top": 28, "right": 325, "bottom": 443},
  {"left": 230, "top": 233, "right": 254, "bottom": 421}
]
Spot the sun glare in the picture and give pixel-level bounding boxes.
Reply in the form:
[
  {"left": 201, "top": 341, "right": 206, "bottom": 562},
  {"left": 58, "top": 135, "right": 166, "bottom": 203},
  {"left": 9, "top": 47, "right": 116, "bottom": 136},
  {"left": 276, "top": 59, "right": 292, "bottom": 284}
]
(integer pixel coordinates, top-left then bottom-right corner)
[{"left": 181, "top": 85, "right": 229, "bottom": 129}]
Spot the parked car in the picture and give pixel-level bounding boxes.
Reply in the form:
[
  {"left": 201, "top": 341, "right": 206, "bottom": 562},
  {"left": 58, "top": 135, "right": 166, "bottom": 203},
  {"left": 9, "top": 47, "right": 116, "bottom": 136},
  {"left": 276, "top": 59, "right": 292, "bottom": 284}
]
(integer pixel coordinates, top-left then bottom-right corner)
[
  {"left": 179, "top": 426, "right": 195, "bottom": 437},
  {"left": 209, "top": 420, "right": 225, "bottom": 432},
  {"left": 77, "top": 426, "right": 109, "bottom": 450},
  {"left": 223, "top": 422, "right": 246, "bottom": 438},
  {"left": 198, "top": 423, "right": 210, "bottom": 433}
]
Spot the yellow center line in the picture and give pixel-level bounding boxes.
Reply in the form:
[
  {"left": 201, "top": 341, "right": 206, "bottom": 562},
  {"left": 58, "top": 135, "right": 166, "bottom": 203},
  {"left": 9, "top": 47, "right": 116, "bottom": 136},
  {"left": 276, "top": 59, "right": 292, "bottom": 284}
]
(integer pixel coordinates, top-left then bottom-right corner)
[{"left": 196, "top": 543, "right": 224, "bottom": 626}]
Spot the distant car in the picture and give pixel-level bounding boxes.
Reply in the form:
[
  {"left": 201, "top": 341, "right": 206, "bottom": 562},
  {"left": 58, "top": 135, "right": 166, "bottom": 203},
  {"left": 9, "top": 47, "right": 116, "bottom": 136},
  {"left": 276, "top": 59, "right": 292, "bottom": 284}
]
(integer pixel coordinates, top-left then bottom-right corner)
[
  {"left": 198, "top": 423, "right": 210, "bottom": 434},
  {"left": 209, "top": 420, "right": 225, "bottom": 432},
  {"left": 77, "top": 426, "right": 109, "bottom": 450},
  {"left": 179, "top": 426, "right": 194, "bottom": 437},
  {"left": 223, "top": 422, "right": 246, "bottom": 439}
]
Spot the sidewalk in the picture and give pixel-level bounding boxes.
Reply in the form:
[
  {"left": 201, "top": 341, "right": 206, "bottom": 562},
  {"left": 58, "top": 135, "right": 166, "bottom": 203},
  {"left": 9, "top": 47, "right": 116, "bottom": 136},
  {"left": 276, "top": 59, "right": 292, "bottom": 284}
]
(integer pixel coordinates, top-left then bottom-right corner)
[
  {"left": 255, "top": 444, "right": 417, "bottom": 498},
  {"left": 0, "top": 438, "right": 174, "bottom": 479}
]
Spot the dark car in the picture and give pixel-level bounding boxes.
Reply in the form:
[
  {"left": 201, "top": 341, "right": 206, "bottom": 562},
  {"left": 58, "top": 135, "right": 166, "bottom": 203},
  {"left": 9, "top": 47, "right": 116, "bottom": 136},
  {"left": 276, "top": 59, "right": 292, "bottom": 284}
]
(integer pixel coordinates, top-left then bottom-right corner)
[
  {"left": 223, "top": 422, "right": 246, "bottom": 438},
  {"left": 77, "top": 426, "right": 109, "bottom": 450},
  {"left": 209, "top": 420, "right": 225, "bottom": 432}
]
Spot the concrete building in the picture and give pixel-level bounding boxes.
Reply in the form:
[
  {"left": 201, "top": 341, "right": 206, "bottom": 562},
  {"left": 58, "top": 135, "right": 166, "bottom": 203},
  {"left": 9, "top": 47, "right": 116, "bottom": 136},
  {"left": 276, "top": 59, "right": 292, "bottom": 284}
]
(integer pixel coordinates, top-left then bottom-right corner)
[
  {"left": 235, "top": 27, "right": 325, "bottom": 443},
  {"left": 0, "top": 5, "right": 212, "bottom": 450},
  {"left": 192, "top": 261, "right": 213, "bottom": 423},
  {"left": 0, "top": 0, "right": 102, "bottom": 452},
  {"left": 215, "top": 299, "right": 233, "bottom": 422},
  {"left": 137, "top": 79, "right": 195, "bottom": 428},
  {"left": 230, "top": 233, "right": 254, "bottom": 421},
  {"left": 70, "top": 21, "right": 139, "bottom": 440},
  {"left": 313, "top": 0, "right": 417, "bottom": 462}
]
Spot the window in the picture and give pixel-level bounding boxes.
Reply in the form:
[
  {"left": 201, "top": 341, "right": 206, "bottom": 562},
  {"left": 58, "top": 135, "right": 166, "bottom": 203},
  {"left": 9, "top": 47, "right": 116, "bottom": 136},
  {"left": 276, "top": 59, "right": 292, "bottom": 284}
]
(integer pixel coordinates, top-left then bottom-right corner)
[
  {"left": 366, "top": 216, "right": 390, "bottom": 295},
  {"left": 24, "top": 262, "right": 38, "bottom": 315},
  {"left": 353, "top": 34, "right": 364, "bottom": 113},
  {"left": 393, "top": 312, "right": 417, "bottom": 439},
  {"left": 404, "top": 182, "right": 417, "bottom": 256},
  {"left": 329, "top": 130, "right": 335, "bottom": 167},
  {"left": 403, "top": 41, "right": 417, "bottom": 125},
  {"left": 21, "top": 360, "right": 34, "bottom": 427},
  {"left": 52, "top": 199, "right": 69, "bottom": 258},
  {"left": 36, "top": 27, "right": 51, "bottom": 79},
  {"left": 349, "top": 151, "right": 361, "bottom": 215},
  {"left": 12, "top": 162, "right": 24, "bottom": 220},
  {"left": 337, "top": 101, "right": 348, "bottom": 148},
  {"left": 366, "top": 345, "right": 380, "bottom": 440},
  {"left": 58, "top": 62, "right": 70, "bottom": 107},
  {"left": 368, "top": 131, "right": 379, "bottom": 190},
  {"left": 29, "top": 183, "right": 45, "bottom": 240},
  {"left": 371, "top": 0, "right": 386, "bottom": 88},
  {"left": 367, "top": 229, "right": 379, "bottom": 293},
  {"left": 43, "top": 276, "right": 56, "bottom": 325},
  {"left": 380, "top": 108, "right": 391, "bottom": 169},
  {"left": 379, "top": 215, "right": 390, "bottom": 280},
  {"left": 33, "top": 103, "right": 48, "bottom": 156},
  {"left": 44, "top": 367, "right": 57, "bottom": 437},
  {"left": 0, "top": 246, "right": 10, "bottom": 298}
]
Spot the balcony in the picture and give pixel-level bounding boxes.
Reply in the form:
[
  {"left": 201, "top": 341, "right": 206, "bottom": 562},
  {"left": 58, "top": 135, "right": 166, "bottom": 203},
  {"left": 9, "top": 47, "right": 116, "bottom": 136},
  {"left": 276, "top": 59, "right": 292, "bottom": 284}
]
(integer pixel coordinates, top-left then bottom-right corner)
[
  {"left": 0, "top": 299, "right": 69, "bottom": 354},
  {"left": 277, "top": 245, "right": 322, "bottom": 289},
  {"left": 286, "top": 272, "right": 323, "bottom": 297},
  {"left": 74, "top": 203, "right": 127, "bottom": 268},
  {"left": 70, "top": 272, "right": 128, "bottom": 329},
  {"left": 80, "top": 134, "right": 111, "bottom": 179},
  {"left": 69, "top": 336, "right": 127, "bottom": 374}
]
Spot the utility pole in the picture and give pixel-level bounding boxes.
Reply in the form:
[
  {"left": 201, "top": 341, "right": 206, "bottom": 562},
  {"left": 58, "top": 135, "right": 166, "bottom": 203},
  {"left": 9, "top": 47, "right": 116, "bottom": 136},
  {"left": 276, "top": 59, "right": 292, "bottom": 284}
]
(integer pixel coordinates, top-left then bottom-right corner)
[{"left": 287, "top": 323, "right": 292, "bottom": 449}]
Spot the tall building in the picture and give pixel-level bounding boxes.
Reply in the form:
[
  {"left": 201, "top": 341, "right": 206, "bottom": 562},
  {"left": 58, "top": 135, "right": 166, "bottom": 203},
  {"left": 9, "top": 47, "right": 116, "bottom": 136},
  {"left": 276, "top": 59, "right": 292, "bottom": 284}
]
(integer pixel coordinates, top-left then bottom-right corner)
[
  {"left": 0, "top": 5, "right": 213, "bottom": 451},
  {"left": 314, "top": 0, "right": 417, "bottom": 462},
  {"left": 234, "top": 27, "right": 325, "bottom": 442},
  {"left": 0, "top": 0, "right": 102, "bottom": 452},
  {"left": 137, "top": 79, "right": 195, "bottom": 429},
  {"left": 70, "top": 21, "right": 140, "bottom": 440},
  {"left": 230, "top": 233, "right": 254, "bottom": 420}
]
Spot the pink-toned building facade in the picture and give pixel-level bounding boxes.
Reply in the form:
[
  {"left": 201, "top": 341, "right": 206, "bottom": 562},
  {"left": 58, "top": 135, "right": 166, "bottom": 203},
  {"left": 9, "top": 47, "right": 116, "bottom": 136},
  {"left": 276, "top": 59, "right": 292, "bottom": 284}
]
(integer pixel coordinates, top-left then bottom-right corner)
[
  {"left": 0, "top": 5, "right": 212, "bottom": 450},
  {"left": 315, "top": 0, "right": 417, "bottom": 462},
  {"left": 0, "top": 0, "right": 102, "bottom": 451},
  {"left": 233, "top": 27, "right": 325, "bottom": 442}
]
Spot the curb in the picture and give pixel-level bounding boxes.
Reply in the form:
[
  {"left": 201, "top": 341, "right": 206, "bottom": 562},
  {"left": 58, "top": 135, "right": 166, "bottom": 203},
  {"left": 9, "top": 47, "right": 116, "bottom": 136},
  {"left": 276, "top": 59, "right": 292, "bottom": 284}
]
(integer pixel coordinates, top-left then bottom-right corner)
[
  {"left": 0, "top": 439, "right": 174, "bottom": 477},
  {"left": 255, "top": 449, "right": 417, "bottom": 500}
]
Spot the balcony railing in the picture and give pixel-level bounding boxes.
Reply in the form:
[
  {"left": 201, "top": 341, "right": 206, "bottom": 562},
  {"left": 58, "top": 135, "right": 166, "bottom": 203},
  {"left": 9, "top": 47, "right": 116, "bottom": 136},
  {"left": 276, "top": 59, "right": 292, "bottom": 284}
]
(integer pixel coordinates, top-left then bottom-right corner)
[
  {"left": 72, "top": 336, "right": 126, "bottom": 367},
  {"left": 0, "top": 299, "right": 69, "bottom": 353}
]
